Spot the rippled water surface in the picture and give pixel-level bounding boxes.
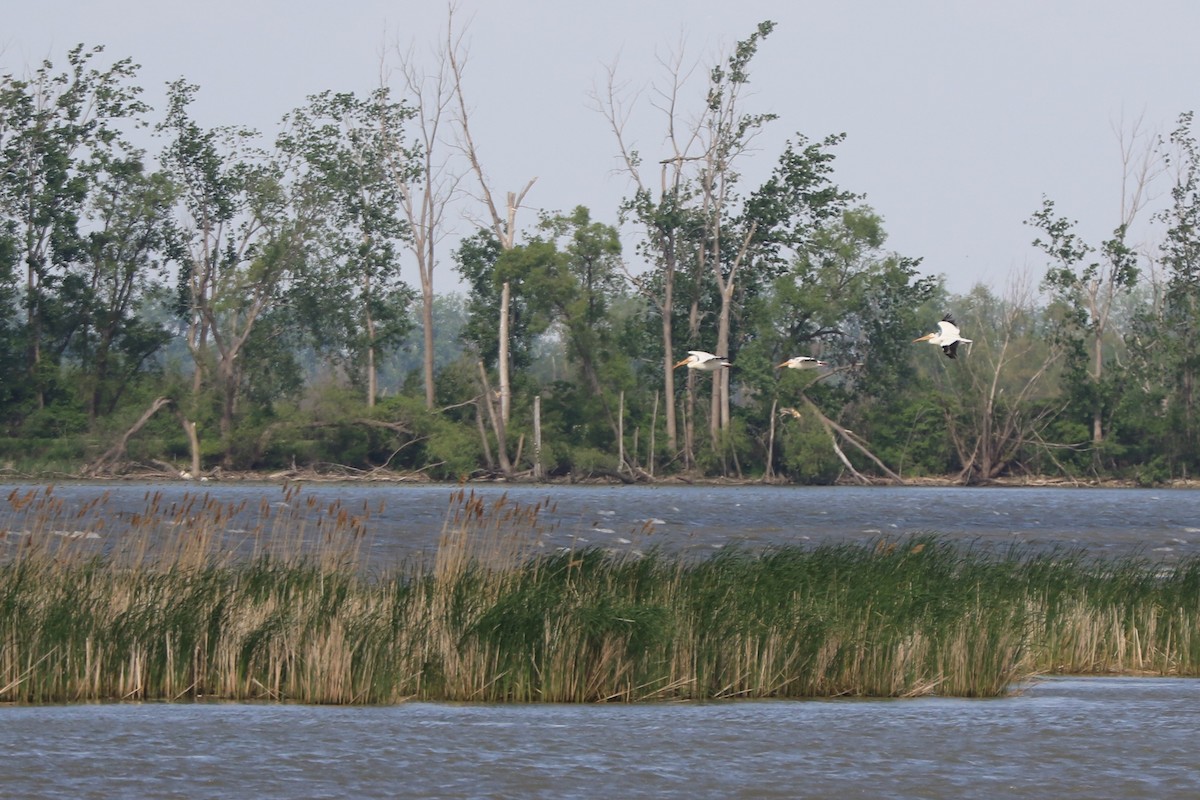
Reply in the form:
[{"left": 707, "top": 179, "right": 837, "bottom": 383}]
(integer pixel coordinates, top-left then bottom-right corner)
[
  {"left": 6, "top": 482, "right": 1200, "bottom": 564},
  {"left": 2, "top": 677, "right": 1197, "bottom": 799}
]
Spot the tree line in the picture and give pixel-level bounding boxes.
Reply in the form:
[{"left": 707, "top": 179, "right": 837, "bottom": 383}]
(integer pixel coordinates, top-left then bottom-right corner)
[{"left": 2, "top": 27, "right": 1199, "bottom": 485}]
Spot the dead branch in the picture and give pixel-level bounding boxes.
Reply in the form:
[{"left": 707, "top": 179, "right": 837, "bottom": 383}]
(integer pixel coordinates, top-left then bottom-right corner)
[
  {"left": 800, "top": 395, "right": 906, "bottom": 485},
  {"left": 763, "top": 397, "right": 778, "bottom": 483},
  {"left": 476, "top": 360, "right": 512, "bottom": 475},
  {"left": 253, "top": 417, "right": 416, "bottom": 468},
  {"left": 83, "top": 396, "right": 173, "bottom": 476},
  {"left": 805, "top": 405, "right": 871, "bottom": 485}
]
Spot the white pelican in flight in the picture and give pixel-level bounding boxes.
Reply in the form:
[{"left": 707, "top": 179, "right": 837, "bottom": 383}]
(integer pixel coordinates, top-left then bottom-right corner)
[
  {"left": 674, "top": 350, "right": 731, "bottom": 371},
  {"left": 914, "top": 314, "right": 972, "bottom": 359},
  {"left": 777, "top": 356, "right": 828, "bottom": 370}
]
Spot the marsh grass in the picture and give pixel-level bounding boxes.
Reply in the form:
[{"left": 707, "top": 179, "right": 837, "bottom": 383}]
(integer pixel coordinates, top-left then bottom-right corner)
[{"left": 2, "top": 485, "right": 1198, "bottom": 704}]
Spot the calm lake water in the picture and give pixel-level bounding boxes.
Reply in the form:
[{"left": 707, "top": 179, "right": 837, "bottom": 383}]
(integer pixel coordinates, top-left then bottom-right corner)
[{"left": 3, "top": 482, "right": 1199, "bottom": 798}]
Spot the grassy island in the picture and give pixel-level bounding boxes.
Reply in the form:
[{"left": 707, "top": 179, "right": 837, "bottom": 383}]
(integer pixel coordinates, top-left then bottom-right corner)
[{"left": 2, "top": 486, "right": 1197, "bottom": 704}]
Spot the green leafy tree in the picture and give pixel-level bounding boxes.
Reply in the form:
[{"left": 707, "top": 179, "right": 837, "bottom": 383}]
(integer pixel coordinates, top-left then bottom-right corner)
[
  {"left": 0, "top": 44, "right": 150, "bottom": 414},
  {"left": 1029, "top": 196, "right": 1139, "bottom": 457},
  {"left": 277, "top": 88, "right": 418, "bottom": 406},
  {"left": 600, "top": 21, "right": 857, "bottom": 473},
  {"left": 1154, "top": 111, "right": 1200, "bottom": 470},
  {"left": 454, "top": 229, "right": 537, "bottom": 369},
  {"left": 741, "top": 207, "right": 933, "bottom": 481},
  {"left": 73, "top": 158, "right": 179, "bottom": 421},
  {"left": 498, "top": 207, "right": 629, "bottom": 444},
  {"left": 692, "top": 21, "right": 778, "bottom": 442},
  {"left": 158, "top": 80, "right": 308, "bottom": 466}
]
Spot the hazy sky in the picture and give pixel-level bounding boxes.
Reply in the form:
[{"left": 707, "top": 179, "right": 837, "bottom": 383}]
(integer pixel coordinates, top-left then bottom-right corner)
[{"left": 6, "top": 0, "right": 1199, "bottom": 296}]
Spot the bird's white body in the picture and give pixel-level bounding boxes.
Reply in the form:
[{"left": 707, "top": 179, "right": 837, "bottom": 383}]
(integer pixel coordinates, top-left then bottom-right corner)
[
  {"left": 777, "top": 356, "right": 828, "bottom": 370},
  {"left": 674, "top": 350, "right": 731, "bottom": 371},
  {"left": 914, "top": 314, "right": 973, "bottom": 359}
]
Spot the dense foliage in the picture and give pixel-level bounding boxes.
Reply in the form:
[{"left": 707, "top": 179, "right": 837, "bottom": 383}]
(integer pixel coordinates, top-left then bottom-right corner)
[{"left": 2, "top": 41, "right": 1199, "bottom": 484}]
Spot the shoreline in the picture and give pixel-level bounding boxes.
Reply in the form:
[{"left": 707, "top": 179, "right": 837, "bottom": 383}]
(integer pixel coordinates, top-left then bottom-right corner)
[{"left": 3, "top": 465, "right": 1200, "bottom": 490}]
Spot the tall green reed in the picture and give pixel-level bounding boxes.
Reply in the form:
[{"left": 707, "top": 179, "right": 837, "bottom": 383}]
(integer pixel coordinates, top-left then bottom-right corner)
[{"left": 2, "top": 485, "right": 1198, "bottom": 704}]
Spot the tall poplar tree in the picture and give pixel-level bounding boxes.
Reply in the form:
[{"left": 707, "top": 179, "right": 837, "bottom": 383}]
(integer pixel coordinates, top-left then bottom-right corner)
[
  {"left": 0, "top": 45, "right": 149, "bottom": 413},
  {"left": 278, "top": 88, "right": 417, "bottom": 406}
]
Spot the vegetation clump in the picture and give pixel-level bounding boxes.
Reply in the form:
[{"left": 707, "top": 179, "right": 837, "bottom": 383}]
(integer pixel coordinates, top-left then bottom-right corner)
[{"left": 1, "top": 486, "right": 1197, "bottom": 704}]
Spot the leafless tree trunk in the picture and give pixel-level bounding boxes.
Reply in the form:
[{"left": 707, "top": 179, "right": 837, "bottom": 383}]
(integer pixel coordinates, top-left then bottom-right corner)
[
  {"left": 389, "top": 28, "right": 464, "bottom": 410},
  {"left": 533, "top": 394, "right": 542, "bottom": 480},
  {"left": 1036, "top": 114, "right": 1161, "bottom": 450},
  {"left": 83, "top": 396, "right": 173, "bottom": 476},
  {"left": 594, "top": 54, "right": 698, "bottom": 458},
  {"left": 618, "top": 390, "right": 625, "bottom": 475},
  {"left": 185, "top": 219, "right": 216, "bottom": 397},
  {"left": 363, "top": 258, "right": 378, "bottom": 407},
  {"left": 800, "top": 396, "right": 905, "bottom": 484},
  {"left": 709, "top": 224, "right": 756, "bottom": 440},
  {"left": 499, "top": 281, "right": 511, "bottom": 424},
  {"left": 764, "top": 398, "right": 778, "bottom": 482},
  {"left": 696, "top": 48, "right": 766, "bottom": 442},
  {"left": 1083, "top": 115, "right": 1160, "bottom": 444},
  {"left": 649, "top": 390, "right": 659, "bottom": 478},
  {"left": 475, "top": 399, "right": 494, "bottom": 469},
  {"left": 445, "top": 2, "right": 535, "bottom": 434},
  {"left": 476, "top": 360, "right": 512, "bottom": 476},
  {"left": 179, "top": 412, "right": 201, "bottom": 478}
]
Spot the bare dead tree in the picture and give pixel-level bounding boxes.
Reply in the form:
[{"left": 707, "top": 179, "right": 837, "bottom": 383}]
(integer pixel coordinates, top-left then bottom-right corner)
[
  {"left": 389, "top": 24, "right": 465, "bottom": 409},
  {"left": 799, "top": 396, "right": 905, "bottom": 484},
  {"left": 775, "top": 365, "right": 904, "bottom": 485},
  {"left": 445, "top": 2, "right": 536, "bottom": 429},
  {"left": 940, "top": 274, "right": 1068, "bottom": 484},
  {"left": 83, "top": 397, "right": 200, "bottom": 479},
  {"left": 593, "top": 45, "right": 702, "bottom": 461},
  {"left": 1033, "top": 114, "right": 1163, "bottom": 450},
  {"left": 83, "top": 397, "right": 173, "bottom": 476},
  {"left": 476, "top": 360, "right": 512, "bottom": 476},
  {"left": 763, "top": 398, "right": 779, "bottom": 482},
  {"left": 595, "top": 25, "right": 774, "bottom": 469}
]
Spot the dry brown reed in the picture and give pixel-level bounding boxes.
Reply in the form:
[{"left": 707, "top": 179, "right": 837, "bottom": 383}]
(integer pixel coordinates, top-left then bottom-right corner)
[{"left": 2, "top": 485, "right": 1198, "bottom": 705}]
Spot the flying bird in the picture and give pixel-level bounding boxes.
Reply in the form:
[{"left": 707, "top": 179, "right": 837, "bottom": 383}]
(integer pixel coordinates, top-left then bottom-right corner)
[
  {"left": 914, "top": 314, "right": 973, "bottom": 359},
  {"left": 674, "top": 350, "right": 731, "bottom": 371},
  {"left": 777, "top": 356, "right": 828, "bottom": 370}
]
